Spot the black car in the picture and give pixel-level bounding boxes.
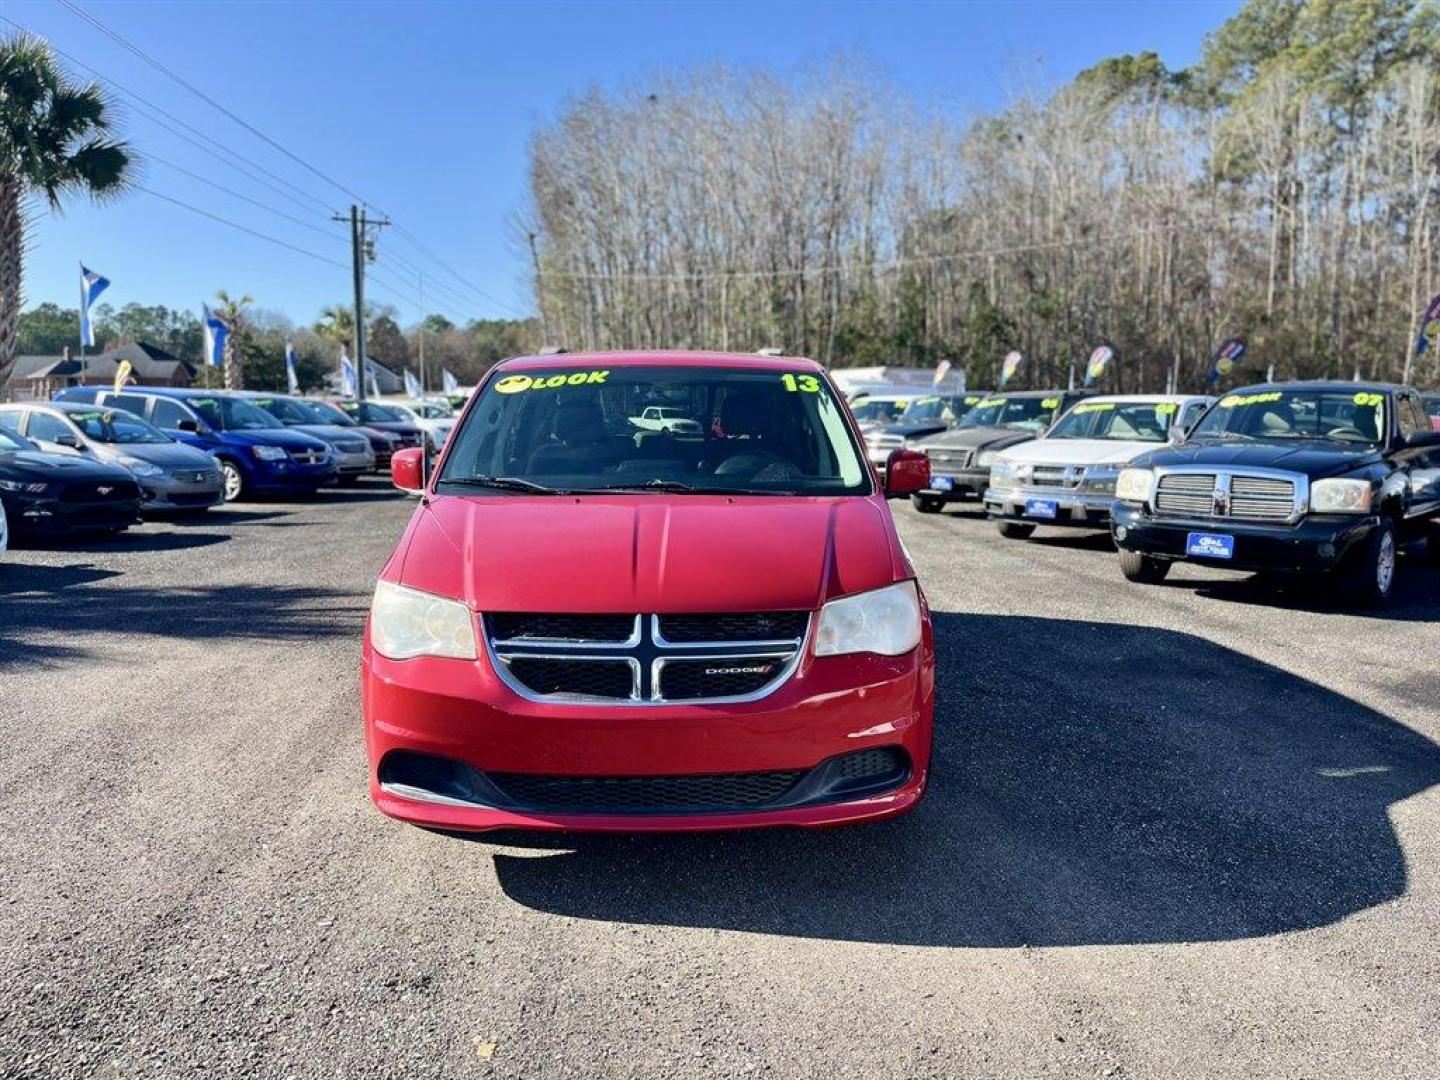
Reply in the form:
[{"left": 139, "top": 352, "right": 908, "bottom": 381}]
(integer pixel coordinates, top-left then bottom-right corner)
[
  {"left": 863, "top": 392, "right": 988, "bottom": 470},
  {"left": 328, "top": 400, "right": 426, "bottom": 454},
  {"left": 907, "top": 389, "right": 1094, "bottom": 512},
  {"left": 0, "top": 425, "right": 142, "bottom": 540},
  {"left": 1111, "top": 381, "right": 1440, "bottom": 604}
]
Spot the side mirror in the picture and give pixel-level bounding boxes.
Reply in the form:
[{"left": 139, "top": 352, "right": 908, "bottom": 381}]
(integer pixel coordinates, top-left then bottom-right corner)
[
  {"left": 176, "top": 419, "right": 200, "bottom": 433},
  {"left": 1167, "top": 424, "right": 1187, "bottom": 444},
  {"left": 1404, "top": 430, "right": 1440, "bottom": 450},
  {"left": 55, "top": 431, "right": 81, "bottom": 448},
  {"left": 391, "top": 446, "right": 426, "bottom": 492},
  {"left": 884, "top": 448, "right": 930, "bottom": 498}
]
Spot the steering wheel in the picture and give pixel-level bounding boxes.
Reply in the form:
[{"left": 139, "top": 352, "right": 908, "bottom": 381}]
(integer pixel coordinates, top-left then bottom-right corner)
[{"left": 1326, "top": 426, "right": 1366, "bottom": 440}]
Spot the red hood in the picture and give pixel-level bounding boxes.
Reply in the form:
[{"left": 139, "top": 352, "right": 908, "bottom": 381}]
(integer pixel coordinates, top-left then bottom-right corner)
[{"left": 393, "top": 494, "right": 904, "bottom": 613}]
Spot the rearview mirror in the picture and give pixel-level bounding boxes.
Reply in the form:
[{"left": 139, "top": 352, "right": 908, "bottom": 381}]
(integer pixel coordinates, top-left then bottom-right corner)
[
  {"left": 391, "top": 446, "right": 426, "bottom": 492},
  {"left": 884, "top": 448, "right": 930, "bottom": 498}
]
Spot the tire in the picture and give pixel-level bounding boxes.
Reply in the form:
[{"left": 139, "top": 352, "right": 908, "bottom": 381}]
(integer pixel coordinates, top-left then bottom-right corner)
[
  {"left": 997, "top": 522, "right": 1035, "bottom": 540},
  {"left": 1119, "top": 549, "right": 1171, "bottom": 584},
  {"left": 219, "top": 460, "right": 246, "bottom": 503},
  {"left": 1342, "top": 518, "right": 1397, "bottom": 606},
  {"left": 911, "top": 494, "right": 944, "bottom": 514}
]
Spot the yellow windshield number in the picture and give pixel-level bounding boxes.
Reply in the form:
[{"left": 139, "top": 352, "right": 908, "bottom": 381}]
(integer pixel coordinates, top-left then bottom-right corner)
[
  {"left": 1353, "top": 392, "right": 1384, "bottom": 408},
  {"left": 1041, "top": 398, "right": 1060, "bottom": 410},
  {"left": 1073, "top": 401, "right": 1114, "bottom": 414},
  {"left": 781, "top": 373, "right": 821, "bottom": 393}
]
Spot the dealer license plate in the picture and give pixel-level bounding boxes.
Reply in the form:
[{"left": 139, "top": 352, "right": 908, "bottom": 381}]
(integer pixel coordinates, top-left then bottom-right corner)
[
  {"left": 931, "top": 475, "right": 954, "bottom": 492},
  {"left": 1186, "top": 532, "right": 1235, "bottom": 559},
  {"left": 1025, "top": 499, "right": 1058, "bottom": 519}
]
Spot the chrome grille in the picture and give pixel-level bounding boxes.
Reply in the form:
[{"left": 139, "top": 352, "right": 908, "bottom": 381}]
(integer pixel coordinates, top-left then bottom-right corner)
[
  {"left": 1229, "top": 476, "right": 1297, "bottom": 522},
  {"left": 924, "top": 448, "right": 973, "bottom": 470},
  {"left": 485, "top": 613, "right": 808, "bottom": 705},
  {"left": 1155, "top": 473, "right": 1216, "bottom": 517},
  {"left": 336, "top": 439, "right": 369, "bottom": 454},
  {"left": 291, "top": 449, "right": 329, "bottom": 466},
  {"left": 1030, "top": 465, "right": 1081, "bottom": 489}
]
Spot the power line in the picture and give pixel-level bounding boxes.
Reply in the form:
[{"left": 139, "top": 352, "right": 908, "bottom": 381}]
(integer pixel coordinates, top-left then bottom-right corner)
[
  {"left": 1, "top": 14, "right": 335, "bottom": 217},
  {"left": 57, "top": 0, "right": 369, "bottom": 207},
  {"left": 133, "top": 185, "right": 349, "bottom": 271},
  {"left": 146, "top": 153, "right": 347, "bottom": 243}
]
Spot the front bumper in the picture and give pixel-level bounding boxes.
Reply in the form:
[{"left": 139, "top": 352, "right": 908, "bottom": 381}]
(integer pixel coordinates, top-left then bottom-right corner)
[
  {"left": 920, "top": 467, "right": 989, "bottom": 500},
  {"left": 138, "top": 473, "right": 225, "bottom": 511},
  {"left": 1110, "top": 502, "right": 1379, "bottom": 574},
  {"left": 362, "top": 626, "right": 934, "bottom": 833},
  {"left": 249, "top": 457, "right": 337, "bottom": 493},
  {"left": 985, "top": 485, "right": 1116, "bottom": 527},
  {"left": 3, "top": 492, "right": 141, "bottom": 534},
  {"left": 328, "top": 447, "right": 376, "bottom": 478}
]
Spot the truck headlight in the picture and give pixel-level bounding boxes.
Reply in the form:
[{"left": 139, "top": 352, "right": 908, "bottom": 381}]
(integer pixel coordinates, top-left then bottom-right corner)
[
  {"left": 251, "top": 445, "right": 288, "bottom": 461},
  {"left": 976, "top": 450, "right": 997, "bottom": 468},
  {"left": 990, "top": 460, "right": 1018, "bottom": 489},
  {"left": 815, "top": 580, "right": 922, "bottom": 658},
  {"left": 1310, "top": 478, "right": 1372, "bottom": 514},
  {"left": 1116, "top": 468, "right": 1155, "bottom": 502},
  {"left": 370, "top": 581, "right": 477, "bottom": 660}
]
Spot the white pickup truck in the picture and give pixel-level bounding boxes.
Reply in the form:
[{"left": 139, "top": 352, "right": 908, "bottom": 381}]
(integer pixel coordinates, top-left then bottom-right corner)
[{"left": 629, "top": 406, "right": 703, "bottom": 435}]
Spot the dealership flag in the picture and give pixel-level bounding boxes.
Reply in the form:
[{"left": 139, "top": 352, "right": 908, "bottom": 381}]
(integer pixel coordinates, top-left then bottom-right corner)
[
  {"left": 442, "top": 369, "right": 459, "bottom": 394},
  {"left": 364, "top": 358, "right": 381, "bottom": 399},
  {"left": 339, "top": 351, "right": 358, "bottom": 397},
  {"left": 201, "top": 304, "right": 230, "bottom": 368},
  {"left": 79, "top": 264, "right": 110, "bottom": 347},
  {"left": 112, "top": 359, "right": 133, "bottom": 395},
  {"left": 1209, "top": 337, "right": 1247, "bottom": 386},
  {"left": 285, "top": 341, "right": 300, "bottom": 394},
  {"left": 932, "top": 359, "right": 952, "bottom": 387},
  {"left": 999, "top": 351, "right": 1022, "bottom": 389},
  {"left": 1417, "top": 293, "right": 1440, "bottom": 356},
  {"left": 1083, "top": 345, "right": 1114, "bottom": 387},
  {"left": 404, "top": 368, "right": 423, "bottom": 398}
]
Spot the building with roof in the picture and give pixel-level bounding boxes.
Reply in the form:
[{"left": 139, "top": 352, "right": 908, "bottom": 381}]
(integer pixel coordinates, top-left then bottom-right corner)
[{"left": 3, "top": 342, "right": 196, "bottom": 402}]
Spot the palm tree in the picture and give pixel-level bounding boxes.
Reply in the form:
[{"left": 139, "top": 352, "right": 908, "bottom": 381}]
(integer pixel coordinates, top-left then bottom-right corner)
[
  {"left": 314, "top": 304, "right": 355, "bottom": 351},
  {"left": 1, "top": 32, "right": 131, "bottom": 389},
  {"left": 214, "top": 288, "right": 252, "bottom": 389}
]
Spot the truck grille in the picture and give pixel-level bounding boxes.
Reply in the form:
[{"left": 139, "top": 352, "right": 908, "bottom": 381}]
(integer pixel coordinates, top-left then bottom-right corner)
[
  {"left": 869, "top": 434, "right": 904, "bottom": 451},
  {"left": 1030, "top": 465, "right": 1082, "bottom": 489},
  {"left": 485, "top": 612, "right": 808, "bottom": 704},
  {"left": 1154, "top": 471, "right": 1301, "bottom": 523},
  {"left": 924, "top": 448, "right": 973, "bottom": 470}
]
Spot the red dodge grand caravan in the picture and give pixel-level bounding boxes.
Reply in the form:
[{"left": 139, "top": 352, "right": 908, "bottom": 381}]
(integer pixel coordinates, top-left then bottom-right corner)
[{"left": 362, "top": 351, "right": 935, "bottom": 832}]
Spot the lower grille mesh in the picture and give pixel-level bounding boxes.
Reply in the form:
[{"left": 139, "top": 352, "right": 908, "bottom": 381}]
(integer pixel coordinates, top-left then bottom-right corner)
[
  {"left": 505, "top": 657, "right": 634, "bottom": 699},
  {"left": 488, "top": 769, "right": 805, "bottom": 812},
  {"left": 658, "top": 658, "right": 783, "bottom": 700}
]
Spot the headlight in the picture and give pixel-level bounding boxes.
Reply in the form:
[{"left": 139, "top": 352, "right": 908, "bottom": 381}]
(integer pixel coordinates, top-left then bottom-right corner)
[
  {"left": 990, "top": 460, "right": 1018, "bottom": 488},
  {"left": 370, "top": 580, "right": 477, "bottom": 660},
  {"left": 814, "top": 580, "right": 922, "bottom": 658},
  {"left": 120, "top": 458, "right": 163, "bottom": 477},
  {"left": 976, "top": 451, "right": 997, "bottom": 467},
  {"left": 1311, "top": 478, "right": 1372, "bottom": 514},
  {"left": 1084, "top": 468, "right": 1119, "bottom": 494},
  {"left": 251, "top": 445, "right": 288, "bottom": 461},
  {"left": 1116, "top": 468, "right": 1155, "bottom": 502},
  {"left": 0, "top": 479, "right": 47, "bottom": 494}
]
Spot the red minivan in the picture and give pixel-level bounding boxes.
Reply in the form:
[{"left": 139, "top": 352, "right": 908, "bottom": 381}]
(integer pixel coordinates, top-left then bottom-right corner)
[{"left": 362, "top": 351, "right": 935, "bottom": 832}]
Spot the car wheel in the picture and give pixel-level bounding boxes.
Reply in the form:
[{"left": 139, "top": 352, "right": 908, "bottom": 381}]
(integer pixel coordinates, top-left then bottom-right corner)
[
  {"left": 997, "top": 522, "right": 1035, "bottom": 540},
  {"left": 911, "top": 494, "right": 943, "bottom": 514},
  {"left": 1119, "top": 549, "right": 1171, "bottom": 584},
  {"left": 219, "top": 460, "right": 246, "bottom": 502},
  {"left": 1343, "top": 518, "right": 1397, "bottom": 606}
]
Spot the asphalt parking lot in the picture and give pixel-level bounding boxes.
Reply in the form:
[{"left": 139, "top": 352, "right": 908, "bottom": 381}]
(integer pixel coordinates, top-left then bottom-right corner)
[{"left": 2, "top": 483, "right": 1438, "bottom": 1079}]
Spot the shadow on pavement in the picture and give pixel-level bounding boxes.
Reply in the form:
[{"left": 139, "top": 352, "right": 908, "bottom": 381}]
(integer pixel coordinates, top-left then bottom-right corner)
[
  {"left": 23, "top": 530, "right": 231, "bottom": 555},
  {"left": 0, "top": 564, "right": 364, "bottom": 668},
  {"left": 1181, "top": 557, "right": 1440, "bottom": 623},
  {"left": 483, "top": 612, "right": 1440, "bottom": 947}
]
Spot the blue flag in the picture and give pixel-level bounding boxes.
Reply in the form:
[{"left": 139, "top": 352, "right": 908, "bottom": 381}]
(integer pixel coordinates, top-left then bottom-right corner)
[
  {"left": 339, "top": 351, "right": 358, "bottom": 397},
  {"left": 202, "top": 304, "right": 230, "bottom": 368},
  {"left": 79, "top": 264, "right": 110, "bottom": 347},
  {"left": 285, "top": 341, "right": 300, "bottom": 394},
  {"left": 1417, "top": 294, "right": 1440, "bottom": 356},
  {"left": 442, "top": 369, "right": 459, "bottom": 394},
  {"left": 404, "top": 369, "right": 423, "bottom": 398},
  {"left": 1209, "top": 337, "right": 1247, "bottom": 386},
  {"left": 364, "top": 358, "right": 381, "bottom": 399}
]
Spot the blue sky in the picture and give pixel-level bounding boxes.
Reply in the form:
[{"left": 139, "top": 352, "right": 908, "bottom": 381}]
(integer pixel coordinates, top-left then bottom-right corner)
[{"left": 11, "top": 0, "right": 1239, "bottom": 329}]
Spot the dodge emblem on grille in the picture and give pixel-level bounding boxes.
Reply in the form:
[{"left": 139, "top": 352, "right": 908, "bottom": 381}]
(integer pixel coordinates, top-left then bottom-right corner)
[{"left": 706, "top": 664, "right": 773, "bottom": 676}]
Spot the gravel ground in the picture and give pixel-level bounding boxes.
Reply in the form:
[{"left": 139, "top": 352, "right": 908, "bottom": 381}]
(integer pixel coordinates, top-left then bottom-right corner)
[{"left": 1, "top": 481, "right": 1437, "bottom": 1079}]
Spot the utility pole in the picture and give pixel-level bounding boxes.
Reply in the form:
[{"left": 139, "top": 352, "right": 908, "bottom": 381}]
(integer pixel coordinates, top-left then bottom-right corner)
[{"left": 333, "top": 205, "right": 389, "bottom": 402}]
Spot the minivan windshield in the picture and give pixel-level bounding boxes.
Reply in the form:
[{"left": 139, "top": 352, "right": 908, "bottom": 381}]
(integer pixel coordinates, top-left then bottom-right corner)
[
  {"left": 1047, "top": 400, "right": 1173, "bottom": 442},
  {"left": 438, "top": 366, "right": 870, "bottom": 496},
  {"left": 958, "top": 395, "right": 1059, "bottom": 432},
  {"left": 345, "top": 401, "right": 407, "bottom": 424},
  {"left": 248, "top": 396, "right": 317, "bottom": 426},
  {"left": 1191, "top": 389, "right": 1387, "bottom": 445},
  {"left": 187, "top": 396, "right": 282, "bottom": 431},
  {"left": 301, "top": 401, "right": 357, "bottom": 426},
  {"left": 69, "top": 409, "right": 172, "bottom": 444}
]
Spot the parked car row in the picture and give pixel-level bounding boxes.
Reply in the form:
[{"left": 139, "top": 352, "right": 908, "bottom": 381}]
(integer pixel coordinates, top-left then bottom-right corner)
[
  {"left": 885, "top": 380, "right": 1440, "bottom": 606},
  {"left": 0, "top": 387, "right": 436, "bottom": 551}
]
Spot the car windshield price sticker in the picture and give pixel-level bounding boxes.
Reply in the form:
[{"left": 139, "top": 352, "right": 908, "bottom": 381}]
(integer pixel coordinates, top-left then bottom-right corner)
[{"left": 1187, "top": 532, "right": 1235, "bottom": 559}]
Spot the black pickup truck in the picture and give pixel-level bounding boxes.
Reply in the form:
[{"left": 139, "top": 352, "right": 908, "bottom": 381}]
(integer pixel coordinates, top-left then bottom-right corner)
[{"left": 1110, "top": 382, "right": 1440, "bottom": 604}]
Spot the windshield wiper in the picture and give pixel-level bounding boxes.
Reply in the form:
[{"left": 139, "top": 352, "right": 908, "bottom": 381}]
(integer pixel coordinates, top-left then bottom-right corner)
[
  {"left": 596, "top": 478, "right": 700, "bottom": 493},
  {"left": 440, "top": 475, "right": 565, "bottom": 494}
]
